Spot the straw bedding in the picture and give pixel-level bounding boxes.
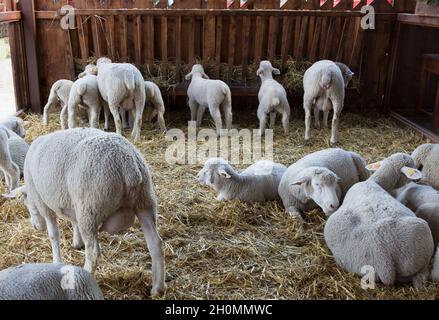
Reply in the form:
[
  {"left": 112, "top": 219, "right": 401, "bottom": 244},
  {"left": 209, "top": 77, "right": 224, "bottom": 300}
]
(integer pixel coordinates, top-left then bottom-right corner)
[{"left": 0, "top": 107, "right": 438, "bottom": 300}]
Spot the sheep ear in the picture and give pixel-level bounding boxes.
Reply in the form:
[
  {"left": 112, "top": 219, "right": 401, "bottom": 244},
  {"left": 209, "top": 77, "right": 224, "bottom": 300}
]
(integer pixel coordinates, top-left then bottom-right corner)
[
  {"left": 202, "top": 72, "right": 209, "bottom": 80},
  {"left": 185, "top": 72, "right": 193, "bottom": 80},
  {"left": 2, "top": 186, "right": 26, "bottom": 199},
  {"left": 217, "top": 168, "right": 231, "bottom": 179},
  {"left": 78, "top": 72, "right": 86, "bottom": 79},
  {"left": 366, "top": 161, "right": 382, "bottom": 172},
  {"left": 290, "top": 176, "right": 310, "bottom": 186},
  {"left": 272, "top": 68, "right": 281, "bottom": 75},
  {"left": 401, "top": 167, "right": 422, "bottom": 180}
]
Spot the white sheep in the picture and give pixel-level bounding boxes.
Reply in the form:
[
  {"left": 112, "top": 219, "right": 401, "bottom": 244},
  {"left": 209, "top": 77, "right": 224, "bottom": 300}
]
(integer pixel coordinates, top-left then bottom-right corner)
[
  {"left": 0, "top": 263, "right": 104, "bottom": 300},
  {"left": 303, "top": 60, "right": 353, "bottom": 145},
  {"left": 0, "top": 116, "right": 28, "bottom": 138},
  {"left": 42, "top": 80, "right": 73, "bottom": 127},
  {"left": 3, "top": 128, "right": 166, "bottom": 297},
  {"left": 392, "top": 182, "right": 439, "bottom": 282},
  {"left": 256, "top": 60, "right": 291, "bottom": 135},
  {"left": 0, "top": 127, "right": 29, "bottom": 187},
  {"left": 185, "top": 64, "right": 232, "bottom": 136},
  {"left": 197, "top": 158, "right": 287, "bottom": 202},
  {"left": 278, "top": 148, "right": 369, "bottom": 220},
  {"left": 67, "top": 74, "right": 106, "bottom": 130},
  {"left": 324, "top": 153, "right": 434, "bottom": 288},
  {"left": 411, "top": 143, "right": 439, "bottom": 189},
  {"left": 96, "top": 57, "right": 146, "bottom": 141}
]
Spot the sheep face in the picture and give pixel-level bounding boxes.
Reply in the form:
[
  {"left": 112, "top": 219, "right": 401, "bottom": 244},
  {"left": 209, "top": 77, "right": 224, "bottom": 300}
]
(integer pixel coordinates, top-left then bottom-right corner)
[
  {"left": 185, "top": 64, "right": 209, "bottom": 80},
  {"left": 290, "top": 167, "right": 340, "bottom": 216},
  {"left": 411, "top": 144, "right": 433, "bottom": 171},
  {"left": 256, "top": 60, "right": 280, "bottom": 79},
  {"left": 335, "top": 62, "right": 354, "bottom": 88},
  {"left": 197, "top": 158, "right": 231, "bottom": 191}
]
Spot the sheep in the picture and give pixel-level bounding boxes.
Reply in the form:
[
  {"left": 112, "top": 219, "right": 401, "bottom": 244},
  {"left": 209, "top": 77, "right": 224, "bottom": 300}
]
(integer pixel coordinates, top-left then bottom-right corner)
[
  {"left": 0, "top": 116, "right": 29, "bottom": 138},
  {"left": 324, "top": 153, "right": 434, "bottom": 288},
  {"left": 0, "top": 127, "right": 29, "bottom": 187},
  {"left": 185, "top": 64, "right": 232, "bottom": 136},
  {"left": 392, "top": 182, "right": 439, "bottom": 282},
  {"left": 3, "top": 128, "right": 166, "bottom": 297},
  {"left": 303, "top": 60, "right": 354, "bottom": 145},
  {"left": 278, "top": 148, "right": 369, "bottom": 220},
  {"left": 42, "top": 80, "right": 74, "bottom": 127},
  {"left": 197, "top": 158, "right": 287, "bottom": 203},
  {"left": 67, "top": 74, "right": 107, "bottom": 130},
  {"left": 0, "top": 263, "right": 104, "bottom": 300},
  {"left": 256, "top": 60, "right": 291, "bottom": 135},
  {"left": 96, "top": 57, "right": 146, "bottom": 141},
  {"left": 411, "top": 143, "right": 439, "bottom": 189}
]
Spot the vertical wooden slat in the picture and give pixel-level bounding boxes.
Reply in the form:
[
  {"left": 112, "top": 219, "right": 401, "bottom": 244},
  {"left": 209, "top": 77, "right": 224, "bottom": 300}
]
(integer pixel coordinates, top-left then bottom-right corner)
[
  {"left": 336, "top": 17, "right": 348, "bottom": 61},
  {"left": 349, "top": 17, "right": 364, "bottom": 68},
  {"left": 175, "top": 16, "right": 182, "bottom": 82},
  {"left": 188, "top": 16, "right": 195, "bottom": 65},
  {"left": 309, "top": 16, "right": 322, "bottom": 60},
  {"left": 134, "top": 15, "right": 142, "bottom": 65},
  {"left": 77, "top": 15, "right": 88, "bottom": 60},
  {"left": 227, "top": 15, "right": 236, "bottom": 81},
  {"left": 322, "top": 17, "right": 334, "bottom": 58},
  {"left": 203, "top": 15, "right": 216, "bottom": 62},
  {"left": 293, "top": 16, "right": 301, "bottom": 58},
  {"left": 214, "top": 15, "right": 223, "bottom": 78},
  {"left": 91, "top": 16, "right": 102, "bottom": 57},
  {"left": 120, "top": 15, "right": 128, "bottom": 62},
  {"left": 107, "top": 15, "right": 115, "bottom": 60},
  {"left": 318, "top": 16, "right": 328, "bottom": 59},
  {"left": 280, "top": 15, "right": 292, "bottom": 69},
  {"left": 161, "top": 16, "right": 168, "bottom": 62},
  {"left": 254, "top": 15, "right": 265, "bottom": 64},
  {"left": 296, "top": 16, "right": 308, "bottom": 58},
  {"left": 267, "top": 16, "right": 278, "bottom": 62},
  {"left": 306, "top": 16, "right": 315, "bottom": 57},
  {"left": 145, "top": 15, "right": 154, "bottom": 65},
  {"left": 241, "top": 15, "right": 251, "bottom": 84}
]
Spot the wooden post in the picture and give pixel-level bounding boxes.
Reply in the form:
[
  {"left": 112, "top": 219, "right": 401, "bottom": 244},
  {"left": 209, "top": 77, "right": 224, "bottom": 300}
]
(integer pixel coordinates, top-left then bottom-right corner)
[{"left": 21, "top": 0, "right": 41, "bottom": 113}]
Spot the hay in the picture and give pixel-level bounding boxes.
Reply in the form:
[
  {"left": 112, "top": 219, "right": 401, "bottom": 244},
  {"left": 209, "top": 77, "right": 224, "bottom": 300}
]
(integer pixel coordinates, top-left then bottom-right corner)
[{"left": 1, "top": 108, "right": 438, "bottom": 300}]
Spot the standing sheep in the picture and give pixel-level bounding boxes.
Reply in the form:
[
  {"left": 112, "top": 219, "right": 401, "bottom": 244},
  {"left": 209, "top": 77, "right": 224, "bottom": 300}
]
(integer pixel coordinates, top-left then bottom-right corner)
[
  {"left": 411, "top": 143, "right": 439, "bottom": 189},
  {"left": 42, "top": 80, "right": 73, "bottom": 127},
  {"left": 185, "top": 64, "right": 232, "bottom": 136},
  {"left": 197, "top": 158, "right": 287, "bottom": 202},
  {"left": 303, "top": 60, "right": 353, "bottom": 145},
  {"left": 392, "top": 182, "right": 439, "bottom": 282},
  {"left": 324, "top": 153, "right": 433, "bottom": 288},
  {"left": 96, "top": 57, "right": 146, "bottom": 141},
  {"left": 144, "top": 81, "right": 166, "bottom": 132},
  {"left": 0, "top": 127, "right": 29, "bottom": 186},
  {"left": 3, "top": 128, "right": 166, "bottom": 297},
  {"left": 0, "top": 263, "right": 104, "bottom": 300},
  {"left": 278, "top": 148, "right": 369, "bottom": 220},
  {"left": 256, "top": 60, "right": 291, "bottom": 135}
]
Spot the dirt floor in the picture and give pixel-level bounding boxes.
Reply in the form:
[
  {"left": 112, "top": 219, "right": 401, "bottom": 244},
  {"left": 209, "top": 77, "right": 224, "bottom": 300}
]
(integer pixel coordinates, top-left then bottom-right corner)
[{"left": 0, "top": 108, "right": 438, "bottom": 300}]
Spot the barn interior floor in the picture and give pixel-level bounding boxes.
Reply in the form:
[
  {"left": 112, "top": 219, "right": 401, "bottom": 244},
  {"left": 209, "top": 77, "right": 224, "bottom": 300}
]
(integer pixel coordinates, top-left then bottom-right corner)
[{"left": 0, "top": 109, "right": 438, "bottom": 300}]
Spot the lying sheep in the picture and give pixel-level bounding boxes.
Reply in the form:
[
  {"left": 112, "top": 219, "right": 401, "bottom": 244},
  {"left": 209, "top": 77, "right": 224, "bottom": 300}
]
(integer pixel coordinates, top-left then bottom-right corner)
[
  {"left": 0, "top": 263, "right": 104, "bottom": 300},
  {"left": 392, "top": 182, "right": 439, "bottom": 282},
  {"left": 42, "top": 80, "right": 74, "bottom": 127},
  {"left": 185, "top": 64, "right": 232, "bottom": 136},
  {"left": 278, "top": 148, "right": 369, "bottom": 220},
  {"left": 324, "top": 153, "right": 434, "bottom": 288},
  {"left": 96, "top": 57, "right": 146, "bottom": 141},
  {"left": 197, "top": 158, "right": 287, "bottom": 202},
  {"left": 67, "top": 74, "right": 106, "bottom": 130},
  {"left": 411, "top": 143, "right": 439, "bottom": 189},
  {"left": 256, "top": 60, "right": 291, "bottom": 135},
  {"left": 0, "top": 116, "right": 28, "bottom": 138},
  {"left": 312, "top": 62, "right": 354, "bottom": 130},
  {"left": 303, "top": 60, "right": 353, "bottom": 145},
  {"left": 3, "top": 128, "right": 166, "bottom": 297}
]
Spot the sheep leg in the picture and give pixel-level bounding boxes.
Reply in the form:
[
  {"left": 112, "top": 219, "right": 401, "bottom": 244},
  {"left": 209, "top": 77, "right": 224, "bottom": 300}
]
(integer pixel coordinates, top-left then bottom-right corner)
[
  {"left": 209, "top": 105, "right": 223, "bottom": 137},
  {"left": 89, "top": 108, "right": 99, "bottom": 129},
  {"left": 269, "top": 112, "right": 276, "bottom": 129},
  {"left": 431, "top": 247, "right": 439, "bottom": 282},
  {"left": 136, "top": 209, "right": 166, "bottom": 297},
  {"left": 43, "top": 212, "right": 63, "bottom": 264},
  {"left": 121, "top": 110, "right": 128, "bottom": 129},
  {"left": 304, "top": 96, "right": 313, "bottom": 142},
  {"left": 77, "top": 218, "right": 100, "bottom": 274},
  {"left": 108, "top": 102, "right": 122, "bottom": 135},
  {"left": 102, "top": 101, "right": 110, "bottom": 131},
  {"left": 258, "top": 113, "right": 267, "bottom": 136},
  {"left": 0, "top": 133, "right": 19, "bottom": 191},
  {"left": 72, "top": 222, "right": 84, "bottom": 250},
  {"left": 189, "top": 99, "right": 198, "bottom": 123},
  {"left": 196, "top": 105, "right": 206, "bottom": 126},
  {"left": 313, "top": 107, "right": 320, "bottom": 129},
  {"left": 330, "top": 108, "right": 341, "bottom": 146},
  {"left": 131, "top": 90, "right": 146, "bottom": 141},
  {"left": 221, "top": 99, "right": 233, "bottom": 131},
  {"left": 67, "top": 95, "right": 81, "bottom": 129},
  {"left": 42, "top": 92, "right": 58, "bottom": 126},
  {"left": 157, "top": 110, "right": 166, "bottom": 133},
  {"left": 60, "top": 103, "right": 69, "bottom": 130},
  {"left": 281, "top": 111, "right": 290, "bottom": 135},
  {"left": 412, "top": 264, "right": 429, "bottom": 290}
]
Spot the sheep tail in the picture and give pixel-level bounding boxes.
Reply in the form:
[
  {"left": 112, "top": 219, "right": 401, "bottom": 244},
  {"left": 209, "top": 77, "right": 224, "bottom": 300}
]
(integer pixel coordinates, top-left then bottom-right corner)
[
  {"left": 320, "top": 70, "right": 332, "bottom": 90},
  {"left": 124, "top": 71, "right": 136, "bottom": 92},
  {"left": 350, "top": 152, "right": 370, "bottom": 181},
  {"left": 145, "top": 83, "right": 155, "bottom": 99}
]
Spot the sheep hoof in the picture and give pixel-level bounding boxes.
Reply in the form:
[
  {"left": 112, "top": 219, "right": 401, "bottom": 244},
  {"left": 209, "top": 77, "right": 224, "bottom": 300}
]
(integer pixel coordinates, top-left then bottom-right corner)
[
  {"left": 151, "top": 284, "right": 166, "bottom": 298},
  {"left": 304, "top": 139, "right": 312, "bottom": 146},
  {"left": 72, "top": 242, "right": 85, "bottom": 250},
  {"left": 314, "top": 123, "right": 320, "bottom": 129},
  {"left": 330, "top": 140, "right": 337, "bottom": 147}
]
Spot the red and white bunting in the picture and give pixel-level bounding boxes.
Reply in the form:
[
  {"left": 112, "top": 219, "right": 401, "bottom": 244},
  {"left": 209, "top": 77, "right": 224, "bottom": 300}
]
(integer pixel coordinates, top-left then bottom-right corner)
[{"left": 333, "top": 0, "right": 341, "bottom": 7}]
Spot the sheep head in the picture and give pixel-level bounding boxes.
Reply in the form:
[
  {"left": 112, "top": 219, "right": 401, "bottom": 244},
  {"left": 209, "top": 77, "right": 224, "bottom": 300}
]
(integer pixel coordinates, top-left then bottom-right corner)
[
  {"left": 256, "top": 60, "right": 280, "bottom": 80},
  {"left": 185, "top": 64, "right": 209, "bottom": 80},
  {"left": 197, "top": 158, "right": 234, "bottom": 191}
]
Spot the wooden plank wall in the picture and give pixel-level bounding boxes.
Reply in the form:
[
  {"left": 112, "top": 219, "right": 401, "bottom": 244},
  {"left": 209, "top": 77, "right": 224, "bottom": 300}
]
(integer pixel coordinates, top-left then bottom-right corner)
[{"left": 28, "top": 0, "right": 416, "bottom": 111}]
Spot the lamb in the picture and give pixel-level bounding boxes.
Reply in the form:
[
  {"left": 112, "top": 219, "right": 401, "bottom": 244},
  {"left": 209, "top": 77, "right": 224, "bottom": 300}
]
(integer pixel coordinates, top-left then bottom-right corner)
[
  {"left": 278, "top": 148, "right": 369, "bottom": 220},
  {"left": 197, "top": 158, "right": 287, "bottom": 202},
  {"left": 42, "top": 80, "right": 74, "bottom": 127},
  {"left": 3, "top": 128, "right": 166, "bottom": 297},
  {"left": 67, "top": 73, "right": 107, "bottom": 130},
  {"left": 324, "top": 153, "right": 434, "bottom": 288},
  {"left": 96, "top": 57, "right": 146, "bottom": 141},
  {"left": 303, "top": 60, "right": 354, "bottom": 145},
  {"left": 185, "top": 64, "right": 232, "bottom": 136},
  {"left": 0, "top": 263, "right": 104, "bottom": 300},
  {"left": 411, "top": 143, "right": 439, "bottom": 189},
  {"left": 256, "top": 60, "right": 291, "bottom": 135},
  {"left": 392, "top": 182, "right": 439, "bottom": 282},
  {"left": 0, "top": 116, "right": 28, "bottom": 138}
]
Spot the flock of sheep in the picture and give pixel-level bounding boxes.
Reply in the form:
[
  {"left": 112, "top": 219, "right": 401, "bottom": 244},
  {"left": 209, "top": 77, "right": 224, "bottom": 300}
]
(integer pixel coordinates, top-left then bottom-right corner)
[{"left": 0, "top": 56, "right": 437, "bottom": 300}]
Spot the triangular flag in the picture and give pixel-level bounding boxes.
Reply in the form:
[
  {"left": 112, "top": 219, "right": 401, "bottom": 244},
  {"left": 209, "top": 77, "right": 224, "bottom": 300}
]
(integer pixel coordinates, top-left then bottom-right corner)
[
  {"left": 333, "top": 0, "right": 341, "bottom": 7},
  {"left": 320, "top": 0, "right": 328, "bottom": 6},
  {"left": 387, "top": 0, "right": 394, "bottom": 5},
  {"left": 366, "top": 0, "right": 374, "bottom": 5},
  {"left": 353, "top": 0, "right": 361, "bottom": 8}
]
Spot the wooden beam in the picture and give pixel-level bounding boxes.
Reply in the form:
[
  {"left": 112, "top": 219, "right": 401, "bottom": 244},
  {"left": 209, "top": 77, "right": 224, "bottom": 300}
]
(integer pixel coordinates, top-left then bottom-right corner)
[
  {"left": 22, "top": 0, "right": 41, "bottom": 113},
  {"left": 0, "top": 11, "right": 21, "bottom": 23}
]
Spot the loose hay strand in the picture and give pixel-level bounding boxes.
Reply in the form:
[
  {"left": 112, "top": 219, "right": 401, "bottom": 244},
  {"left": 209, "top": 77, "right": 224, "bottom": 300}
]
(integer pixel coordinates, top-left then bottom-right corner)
[{"left": 0, "top": 109, "right": 437, "bottom": 300}]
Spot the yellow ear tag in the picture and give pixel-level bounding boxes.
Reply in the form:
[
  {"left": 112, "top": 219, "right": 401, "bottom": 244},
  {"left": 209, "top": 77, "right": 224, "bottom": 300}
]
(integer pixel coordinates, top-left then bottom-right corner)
[
  {"left": 401, "top": 166, "right": 422, "bottom": 180},
  {"left": 16, "top": 190, "right": 22, "bottom": 198},
  {"left": 366, "top": 161, "right": 382, "bottom": 171}
]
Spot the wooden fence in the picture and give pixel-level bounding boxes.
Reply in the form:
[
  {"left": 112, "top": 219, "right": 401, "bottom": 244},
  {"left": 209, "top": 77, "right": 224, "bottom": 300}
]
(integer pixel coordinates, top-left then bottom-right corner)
[{"left": 2, "top": 0, "right": 418, "bottom": 113}]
